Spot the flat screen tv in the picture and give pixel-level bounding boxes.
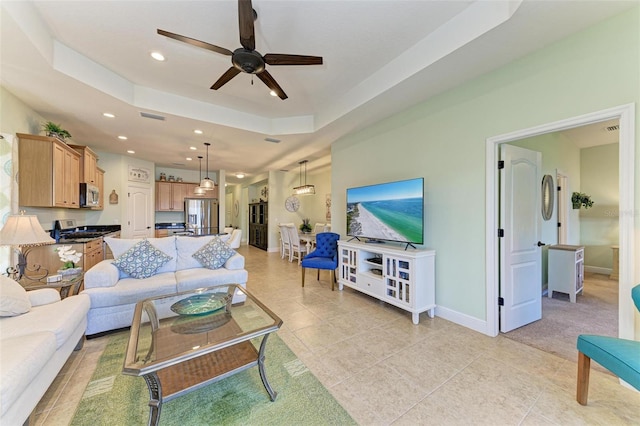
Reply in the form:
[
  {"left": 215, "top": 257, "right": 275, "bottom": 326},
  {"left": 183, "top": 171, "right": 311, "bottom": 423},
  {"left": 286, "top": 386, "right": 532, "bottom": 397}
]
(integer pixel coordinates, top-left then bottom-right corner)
[{"left": 346, "top": 177, "right": 424, "bottom": 247}]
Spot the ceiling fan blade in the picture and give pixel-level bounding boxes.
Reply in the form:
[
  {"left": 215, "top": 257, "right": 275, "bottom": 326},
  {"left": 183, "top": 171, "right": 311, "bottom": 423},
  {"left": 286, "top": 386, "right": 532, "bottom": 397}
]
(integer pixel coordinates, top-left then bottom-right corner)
[
  {"left": 238, "top": 0, "right": 255, "bottom": 51},
  {"left": 211, "top": 67, "right": 242, "bottom": 90},
  {"left": 264, "top": 54, "right": 323, "bottom": 66},
  {"left": 158, "top": 29, "right": 233, "bottom": 56},
  {"left": 256, "top": 70, "right": 287, "bottom": 100}
]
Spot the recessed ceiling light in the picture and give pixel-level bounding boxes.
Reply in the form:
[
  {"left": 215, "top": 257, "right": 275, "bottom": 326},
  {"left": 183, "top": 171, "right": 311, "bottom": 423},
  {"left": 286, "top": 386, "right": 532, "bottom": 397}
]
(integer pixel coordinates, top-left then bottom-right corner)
[
  {"left": 127, "top": 150, "right": 135, "bottom": 154},
  {"left": 150, "top": 51, "right": 165, "bottom": 61},
  {"left": 189, "top": 146, "right": 197, "bottom": 150},
  {"left": 194, "top": 129, "right": 203, "bottom": 135},
  {"left": 118, "top": 135, "right": 128, "bottom": 140},
  {"left": 269, "top": 90, "right": 277, "bottom": 97},
  {"left": 103, "top": 112, "right": 115, "bottom": 118},
  {"left": 186, "top": 157, "right": 192, "bottom": 161},
  {"left": 236, "top": 173, "right": 245, "bottom": 179}
]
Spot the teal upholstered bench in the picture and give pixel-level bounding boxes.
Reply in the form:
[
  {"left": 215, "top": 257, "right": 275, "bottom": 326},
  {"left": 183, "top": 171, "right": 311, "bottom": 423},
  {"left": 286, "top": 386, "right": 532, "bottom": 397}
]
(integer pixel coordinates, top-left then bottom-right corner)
[{"left": 576, "top": 284, "right": 640, "bottom": 405}]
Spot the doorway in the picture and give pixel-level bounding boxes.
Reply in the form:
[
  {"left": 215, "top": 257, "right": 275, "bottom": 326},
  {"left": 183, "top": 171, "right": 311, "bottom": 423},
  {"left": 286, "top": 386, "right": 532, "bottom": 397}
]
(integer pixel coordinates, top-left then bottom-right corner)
[{"left": 485, "top": 103, "right": 635, "bottom": 340}]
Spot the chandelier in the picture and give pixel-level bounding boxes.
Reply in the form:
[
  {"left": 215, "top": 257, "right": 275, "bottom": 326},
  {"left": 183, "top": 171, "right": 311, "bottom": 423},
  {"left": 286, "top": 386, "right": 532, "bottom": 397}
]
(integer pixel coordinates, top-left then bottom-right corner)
[
  {"left": 199, "top": 142, "right": 216, "bottom": 190},
  {"left": 293, "top": 160, "right": 315, "bottom": 195}
]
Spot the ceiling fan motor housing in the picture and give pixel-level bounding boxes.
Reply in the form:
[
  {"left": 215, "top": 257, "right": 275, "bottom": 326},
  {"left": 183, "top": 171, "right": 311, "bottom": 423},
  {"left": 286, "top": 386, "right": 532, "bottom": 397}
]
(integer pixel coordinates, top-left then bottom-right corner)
[{"left": 232, "top": 48, "right": 265, "bottom": 74}]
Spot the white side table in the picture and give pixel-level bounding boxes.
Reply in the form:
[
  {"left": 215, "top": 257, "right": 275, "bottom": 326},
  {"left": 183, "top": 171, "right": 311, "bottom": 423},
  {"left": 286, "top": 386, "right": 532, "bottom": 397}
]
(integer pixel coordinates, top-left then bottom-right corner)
[{"left": 548, "top": 244, "right": 584, "bottom": 303}]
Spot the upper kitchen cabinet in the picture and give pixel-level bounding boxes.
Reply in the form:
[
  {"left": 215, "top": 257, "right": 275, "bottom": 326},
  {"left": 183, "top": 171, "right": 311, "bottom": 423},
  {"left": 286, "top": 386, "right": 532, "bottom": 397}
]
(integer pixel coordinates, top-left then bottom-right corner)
[
  {"left": 68, "top": 144, "right": 98, "bottom": 185},
  {"left": 95, "top": 167, "right": 105, "bottom": 210},
  {"left": 18, "top": 133, "right": 81, "bottom": 209}
]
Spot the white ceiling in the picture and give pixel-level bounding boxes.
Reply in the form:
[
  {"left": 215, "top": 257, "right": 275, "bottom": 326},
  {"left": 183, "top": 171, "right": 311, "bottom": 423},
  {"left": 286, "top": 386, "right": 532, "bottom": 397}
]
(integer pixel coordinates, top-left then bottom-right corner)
[{"left": 1, "top": 1, "right": 633, "bottom": 183}]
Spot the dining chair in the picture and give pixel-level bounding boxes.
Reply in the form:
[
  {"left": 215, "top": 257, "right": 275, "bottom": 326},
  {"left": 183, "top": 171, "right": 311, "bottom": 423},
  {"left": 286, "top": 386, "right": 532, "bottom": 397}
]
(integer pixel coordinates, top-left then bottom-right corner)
[
  {"left": 313, "top": 223, "right": 325, "bottom": 234},
  {"left": 323, "top": 224, "right": 331, "bottom": 232},
  {"left": 301, "top": 232, "right": 340, "bottom": 290},
  {"left": 227, "top": 229, "right": 242, "bottom": 249},
  {"left": 286, "top": 226, "right": 308, "bottom": 264},
  {"left": 278, "top": 224, "right": 292, "bottom": 260}
]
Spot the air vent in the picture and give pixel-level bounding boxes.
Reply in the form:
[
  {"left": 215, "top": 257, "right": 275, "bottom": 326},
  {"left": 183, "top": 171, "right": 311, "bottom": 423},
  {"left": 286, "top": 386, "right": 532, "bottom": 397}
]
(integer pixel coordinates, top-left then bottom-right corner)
[
  {"left": 264, "top": 137, "right": 281, "bottom": 143},
  {"left": 140, "top": 112, "right": 166, "bottom": 121},
  {"left": 606, "top": 124, "right": 619, "bottom": 132},
  {"left": 172, "top": 163, "right": 185, "bottom": 166}
]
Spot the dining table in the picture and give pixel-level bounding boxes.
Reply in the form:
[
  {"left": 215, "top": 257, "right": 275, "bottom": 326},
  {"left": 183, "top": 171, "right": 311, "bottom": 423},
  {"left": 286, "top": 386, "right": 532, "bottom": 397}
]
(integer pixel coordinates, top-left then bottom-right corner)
[{"left": 298, "top": 233, "right": 316, "bottom": 252}]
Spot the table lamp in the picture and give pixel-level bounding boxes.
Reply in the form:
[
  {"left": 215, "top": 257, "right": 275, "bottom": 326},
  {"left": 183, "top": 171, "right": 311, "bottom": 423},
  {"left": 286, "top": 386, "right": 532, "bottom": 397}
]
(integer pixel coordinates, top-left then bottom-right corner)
[{"left": 0, "top": 211, "right": 55, "bottom": 281}]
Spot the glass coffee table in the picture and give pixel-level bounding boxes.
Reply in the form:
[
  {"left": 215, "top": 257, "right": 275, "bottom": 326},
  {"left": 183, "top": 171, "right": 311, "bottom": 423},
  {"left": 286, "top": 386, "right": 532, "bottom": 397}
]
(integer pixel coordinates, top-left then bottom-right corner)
[
  {"left": 123, "top": 284, "right": 282, "bottom": 426},
  {"left": 19, "top": 273, "right": 84, "bottom": 299}
]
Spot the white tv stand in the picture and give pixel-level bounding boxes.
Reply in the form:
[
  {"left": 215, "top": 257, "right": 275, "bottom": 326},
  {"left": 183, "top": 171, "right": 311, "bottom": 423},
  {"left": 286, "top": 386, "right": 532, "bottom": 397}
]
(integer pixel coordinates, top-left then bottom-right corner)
[{"left": 338, "top": 240, "right": 436, "bottom": 324}]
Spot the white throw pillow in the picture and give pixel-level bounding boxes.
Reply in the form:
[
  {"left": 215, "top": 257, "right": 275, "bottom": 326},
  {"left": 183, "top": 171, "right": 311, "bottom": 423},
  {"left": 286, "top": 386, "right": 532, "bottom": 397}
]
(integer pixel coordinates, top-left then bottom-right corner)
[{"left": 0, "top": 275, "right": 31, "bottom": 317}]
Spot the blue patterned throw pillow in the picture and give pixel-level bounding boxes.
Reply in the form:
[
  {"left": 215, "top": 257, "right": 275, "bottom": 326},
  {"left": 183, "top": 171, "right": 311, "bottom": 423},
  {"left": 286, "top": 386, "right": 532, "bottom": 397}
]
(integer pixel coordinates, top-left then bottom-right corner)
[
  {"left": 192, "top": 237, "right": 236, "bottom": 269},
  {"left": 112, "top": 240, "right": 173, "bottom": 279}
]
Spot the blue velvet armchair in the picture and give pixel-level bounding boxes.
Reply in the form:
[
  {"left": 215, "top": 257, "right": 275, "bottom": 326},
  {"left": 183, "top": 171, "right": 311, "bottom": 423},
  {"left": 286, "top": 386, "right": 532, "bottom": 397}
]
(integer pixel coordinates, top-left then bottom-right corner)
[{"left": 301, "top": 232, "right": 340, "bottom": 291}]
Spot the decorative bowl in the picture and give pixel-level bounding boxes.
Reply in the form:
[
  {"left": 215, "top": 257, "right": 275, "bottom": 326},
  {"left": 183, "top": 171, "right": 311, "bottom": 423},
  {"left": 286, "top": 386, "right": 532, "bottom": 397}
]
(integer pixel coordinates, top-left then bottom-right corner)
[{"left": 170, "top": 293, "right": 229, "bottom": 316}]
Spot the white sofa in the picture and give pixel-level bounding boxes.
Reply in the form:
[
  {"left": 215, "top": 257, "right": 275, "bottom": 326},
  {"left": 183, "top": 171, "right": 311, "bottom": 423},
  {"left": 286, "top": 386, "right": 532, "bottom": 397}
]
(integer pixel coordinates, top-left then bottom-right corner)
[
  {"left": 81, "top": 235, "right": 248, "bottom": 336},
  {"left": 0, "top": 276, "right": 90, "bottom": 425}
]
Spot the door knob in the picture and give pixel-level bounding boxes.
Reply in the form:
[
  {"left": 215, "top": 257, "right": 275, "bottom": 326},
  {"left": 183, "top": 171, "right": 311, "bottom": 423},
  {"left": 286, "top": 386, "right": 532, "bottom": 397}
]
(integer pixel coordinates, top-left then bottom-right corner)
[{"left": 537, "top": 241, "right": 546, "bottom": 247}]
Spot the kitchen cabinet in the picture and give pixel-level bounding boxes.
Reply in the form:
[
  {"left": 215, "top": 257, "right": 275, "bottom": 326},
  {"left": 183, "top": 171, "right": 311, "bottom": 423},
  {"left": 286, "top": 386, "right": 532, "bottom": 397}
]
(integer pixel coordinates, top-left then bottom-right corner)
[
  {"left": 18, "top": 133, "right": 81, "bottom": 208},
  {"left": 156, "top": 181, "right": 200, "bottom": 211},
  {"left": 95, "top": 167, "right": 105, "bottom": 210},
  {"left": 69, "top": 144, "right": 99, "bottom": 185}
]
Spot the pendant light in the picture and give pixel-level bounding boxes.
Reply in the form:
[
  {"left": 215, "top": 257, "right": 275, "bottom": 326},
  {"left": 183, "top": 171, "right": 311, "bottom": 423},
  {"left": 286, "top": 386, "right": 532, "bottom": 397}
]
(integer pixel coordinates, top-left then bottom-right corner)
[
  {"left": 199, "top": 142, "right": 215, "bottom": 191},
  {"left": 193, "top": 156, "right": 206, "bottom": 195},
  {"left": 293, "top": 160, "right": 315, "bottom": 195}
]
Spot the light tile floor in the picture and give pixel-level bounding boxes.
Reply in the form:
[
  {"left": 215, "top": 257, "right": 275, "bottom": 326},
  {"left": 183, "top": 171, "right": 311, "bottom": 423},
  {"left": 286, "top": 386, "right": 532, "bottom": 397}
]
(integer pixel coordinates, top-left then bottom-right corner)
[{"left": 34, "top": 245, "right": 640, "bottom": 425}]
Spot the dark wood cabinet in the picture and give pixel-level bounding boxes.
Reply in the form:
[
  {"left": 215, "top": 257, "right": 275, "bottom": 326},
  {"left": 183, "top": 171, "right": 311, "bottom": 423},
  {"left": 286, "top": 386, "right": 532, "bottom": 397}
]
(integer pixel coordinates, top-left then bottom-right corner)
[{"left": 249, "top": 202, "right": 268, "bottom": 250}]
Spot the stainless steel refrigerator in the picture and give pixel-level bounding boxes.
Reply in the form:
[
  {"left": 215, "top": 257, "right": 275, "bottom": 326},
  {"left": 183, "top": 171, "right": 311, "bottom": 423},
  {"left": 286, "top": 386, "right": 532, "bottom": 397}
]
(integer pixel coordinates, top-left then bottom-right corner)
[{"left": 184, "top": 198, "right": 219, "bottom": 235}]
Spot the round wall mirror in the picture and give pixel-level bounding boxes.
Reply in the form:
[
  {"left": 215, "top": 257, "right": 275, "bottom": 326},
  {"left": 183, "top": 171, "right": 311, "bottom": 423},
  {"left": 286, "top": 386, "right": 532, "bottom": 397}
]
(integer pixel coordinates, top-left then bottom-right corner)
[{"left": 541, "top": 174, "right": 554, "bottom": 221}]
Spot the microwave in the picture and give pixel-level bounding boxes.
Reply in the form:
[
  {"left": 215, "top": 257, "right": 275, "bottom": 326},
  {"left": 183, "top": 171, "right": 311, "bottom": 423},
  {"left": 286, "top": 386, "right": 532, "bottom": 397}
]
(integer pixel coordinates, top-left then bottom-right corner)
[{"left": 79, "top": 183, "right": 100, "bottom": 207}]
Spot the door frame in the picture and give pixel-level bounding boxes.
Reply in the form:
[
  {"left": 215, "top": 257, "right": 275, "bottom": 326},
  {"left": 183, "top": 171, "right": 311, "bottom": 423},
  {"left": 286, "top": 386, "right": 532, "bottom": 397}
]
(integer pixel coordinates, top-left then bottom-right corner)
[{"left": 485, "top": 103, "right": 635, "bottom": 338}]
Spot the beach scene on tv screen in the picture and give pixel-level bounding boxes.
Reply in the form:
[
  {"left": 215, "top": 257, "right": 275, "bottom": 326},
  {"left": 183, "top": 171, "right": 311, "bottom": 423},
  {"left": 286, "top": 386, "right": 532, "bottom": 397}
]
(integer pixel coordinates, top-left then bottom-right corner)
[{"left": 347, "top": 178, "right": 423, "bottom": 244}]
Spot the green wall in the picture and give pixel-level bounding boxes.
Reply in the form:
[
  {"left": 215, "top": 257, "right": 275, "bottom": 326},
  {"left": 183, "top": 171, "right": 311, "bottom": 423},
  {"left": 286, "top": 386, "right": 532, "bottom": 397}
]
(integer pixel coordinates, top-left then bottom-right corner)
[
  {"left": 331, "top": 8, "right": 639, "bottom": 322},
  {"left": 580, "top": 143, "right": 619, "bottom": 269}
]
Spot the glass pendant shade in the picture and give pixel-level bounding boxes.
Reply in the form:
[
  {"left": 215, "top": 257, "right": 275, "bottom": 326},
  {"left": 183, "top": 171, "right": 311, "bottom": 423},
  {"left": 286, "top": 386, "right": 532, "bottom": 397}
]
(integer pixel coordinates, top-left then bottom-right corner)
[
  {"left": 194, "top": 156, "right": 206, "bottom": 195},
  {"left": 199, "top": 142, "right": 215, "bottom": 191}
]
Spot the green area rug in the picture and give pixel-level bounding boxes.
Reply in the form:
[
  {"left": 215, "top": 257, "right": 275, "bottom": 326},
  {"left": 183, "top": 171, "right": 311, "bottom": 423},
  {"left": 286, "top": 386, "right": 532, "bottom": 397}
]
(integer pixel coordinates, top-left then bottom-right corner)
[{"left": 71, "top": 331, "right": 355, "bottom": 425}]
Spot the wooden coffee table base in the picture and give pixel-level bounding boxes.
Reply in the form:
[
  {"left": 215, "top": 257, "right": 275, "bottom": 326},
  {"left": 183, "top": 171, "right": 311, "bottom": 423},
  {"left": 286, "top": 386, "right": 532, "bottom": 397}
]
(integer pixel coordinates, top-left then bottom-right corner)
[{"left": 142, "top": 335, "right": 277, "bottom": 426}]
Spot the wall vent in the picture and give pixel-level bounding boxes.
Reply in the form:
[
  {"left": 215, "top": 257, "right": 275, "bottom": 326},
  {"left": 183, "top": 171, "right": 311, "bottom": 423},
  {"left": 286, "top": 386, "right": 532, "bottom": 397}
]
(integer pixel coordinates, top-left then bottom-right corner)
[
  {"left": 606, "top": 124, "right": 619, "bottom": 132},
  {"left": 140, "top": 112, "right": 166, "bottom": 121},
  {"left": 264, "top": 137, "right": 281, "bottom": 143}
]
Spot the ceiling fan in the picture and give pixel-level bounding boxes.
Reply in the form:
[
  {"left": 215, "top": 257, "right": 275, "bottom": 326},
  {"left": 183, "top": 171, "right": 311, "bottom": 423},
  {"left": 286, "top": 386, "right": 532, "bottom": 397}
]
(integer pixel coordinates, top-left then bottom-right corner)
[{"left": 157, "top": 0, "right": 323, "bottom": 100}]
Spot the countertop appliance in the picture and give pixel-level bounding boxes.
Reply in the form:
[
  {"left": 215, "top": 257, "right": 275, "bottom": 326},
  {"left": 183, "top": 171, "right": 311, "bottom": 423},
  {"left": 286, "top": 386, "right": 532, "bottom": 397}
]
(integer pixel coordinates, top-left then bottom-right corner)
[{"left": 184, "top": 198, "right": 218, "bottom": 235}]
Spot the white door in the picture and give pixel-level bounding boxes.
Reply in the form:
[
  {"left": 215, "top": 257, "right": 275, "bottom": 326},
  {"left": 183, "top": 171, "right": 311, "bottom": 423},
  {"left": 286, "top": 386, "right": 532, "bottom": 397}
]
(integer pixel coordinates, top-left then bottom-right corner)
[
  {"left": 127, "top": 184, "right": 153, "bottom": 239},
  {"left": 500, "top": 144, "right": 542, "bottom": 332}
]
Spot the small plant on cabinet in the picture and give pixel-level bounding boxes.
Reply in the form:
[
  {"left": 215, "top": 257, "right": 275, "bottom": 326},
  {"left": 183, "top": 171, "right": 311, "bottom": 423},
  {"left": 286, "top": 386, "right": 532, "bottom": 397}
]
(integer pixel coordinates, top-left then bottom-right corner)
[{"left": 572, "top": 192, "right": 594, "bottom": 209}]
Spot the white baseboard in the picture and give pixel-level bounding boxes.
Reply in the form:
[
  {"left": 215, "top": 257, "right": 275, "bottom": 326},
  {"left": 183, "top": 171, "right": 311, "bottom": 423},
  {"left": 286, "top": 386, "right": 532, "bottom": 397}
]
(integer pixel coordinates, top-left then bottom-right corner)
[
  {"left": 435, "top": 305, "right": 490, "bottom": 336},
  {"left": 584, "top": 265, "right": 612, "bottom": 275}
]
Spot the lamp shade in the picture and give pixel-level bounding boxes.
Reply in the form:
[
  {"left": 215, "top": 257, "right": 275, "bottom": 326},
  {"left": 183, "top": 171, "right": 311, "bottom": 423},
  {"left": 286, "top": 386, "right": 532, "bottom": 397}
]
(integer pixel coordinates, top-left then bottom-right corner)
[{"left": 0, "top": 214, "right": 55, "bottom": 246}]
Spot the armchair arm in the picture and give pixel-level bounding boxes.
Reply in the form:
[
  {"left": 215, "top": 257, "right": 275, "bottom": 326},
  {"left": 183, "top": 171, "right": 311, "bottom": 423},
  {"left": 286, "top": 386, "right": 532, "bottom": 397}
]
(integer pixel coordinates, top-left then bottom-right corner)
[{"left": 28, "top": 289, "right": 61, "bottom": 306}]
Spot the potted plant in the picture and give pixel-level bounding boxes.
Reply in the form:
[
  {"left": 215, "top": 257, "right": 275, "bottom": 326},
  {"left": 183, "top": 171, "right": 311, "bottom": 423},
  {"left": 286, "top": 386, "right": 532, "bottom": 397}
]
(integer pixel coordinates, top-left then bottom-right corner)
[
  {"left": 42, "top": 121, "right": 72, "bottom": 140},
  {"left": 300, "top": 218, "right": 312, "bottom": 233},
  {"left": 572, "top": 192, "right": 594, "bottom": 209}
]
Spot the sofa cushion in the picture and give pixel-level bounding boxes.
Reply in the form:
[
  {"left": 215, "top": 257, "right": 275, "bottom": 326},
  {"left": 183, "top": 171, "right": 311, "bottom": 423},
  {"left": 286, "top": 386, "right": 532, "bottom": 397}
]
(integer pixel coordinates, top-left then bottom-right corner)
[
  {"left": 193, "top": 237, "right": 236, "bottom": 269},
  {"left": 105, "top": 237, "right": 178, "bottom": 275},
  {"left": 0, "top": 332, "right": 56, "bottom": 417},
  {"left": 175, "top": 235, "right": 218, "bottom": 270},
  {"left": 0, "top": 276, "right": 31, "bottom": 317},
  {"left": 113, "top": 240, "right": 173, "bottom": 279},
  {"left": 0, "top": 294, "right": 90, "bottom": 349},
  {"left": 175, "top": 267, "right": 249, "bottom": 292},
  {"left": 82, "top": 272, "right": 177, "bottom": 308}
]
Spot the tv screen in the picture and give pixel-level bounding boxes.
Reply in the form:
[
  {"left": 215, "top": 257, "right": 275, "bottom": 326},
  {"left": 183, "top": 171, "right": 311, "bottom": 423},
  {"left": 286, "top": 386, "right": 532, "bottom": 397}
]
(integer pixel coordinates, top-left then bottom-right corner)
[{"left": 346, "top": 178, "right": 424, "bottom": 245}]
